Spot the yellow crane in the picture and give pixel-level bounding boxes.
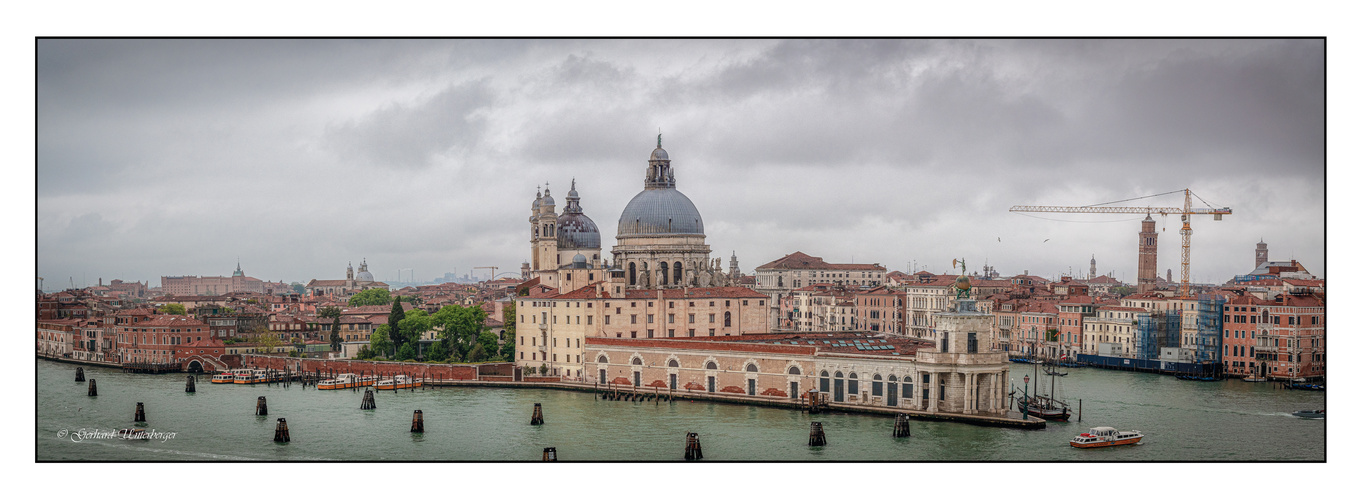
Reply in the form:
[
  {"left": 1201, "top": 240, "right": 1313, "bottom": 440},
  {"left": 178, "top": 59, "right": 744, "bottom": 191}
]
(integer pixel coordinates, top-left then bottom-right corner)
[{"left": 1009, "top": 188, "right": 1232, "bottom": 297}]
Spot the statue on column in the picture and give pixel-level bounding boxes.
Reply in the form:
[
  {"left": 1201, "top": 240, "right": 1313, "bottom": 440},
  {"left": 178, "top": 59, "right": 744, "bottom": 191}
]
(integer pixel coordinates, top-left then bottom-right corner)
[{"left": 637, "top": 264, "right": 650, "bottom": 288}]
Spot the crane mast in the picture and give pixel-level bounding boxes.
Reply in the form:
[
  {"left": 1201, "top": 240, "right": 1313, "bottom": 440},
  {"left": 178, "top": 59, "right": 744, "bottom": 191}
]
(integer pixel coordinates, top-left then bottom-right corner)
[{"left": 1010, "top": 189, "right": 1232, "bottom": 297}]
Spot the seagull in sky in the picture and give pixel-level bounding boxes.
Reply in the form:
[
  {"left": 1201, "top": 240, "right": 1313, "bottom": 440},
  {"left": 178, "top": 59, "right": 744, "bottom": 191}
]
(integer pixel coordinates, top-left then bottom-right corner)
[{"left": 1043, "top": 239, "right": 1050, "bottom": 243}]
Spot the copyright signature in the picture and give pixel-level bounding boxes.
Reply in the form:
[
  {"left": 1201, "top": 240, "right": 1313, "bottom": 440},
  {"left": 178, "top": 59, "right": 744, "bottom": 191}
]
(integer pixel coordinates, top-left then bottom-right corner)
[{"left": 58, "top": 428, "right": 178, "bottom": 443}]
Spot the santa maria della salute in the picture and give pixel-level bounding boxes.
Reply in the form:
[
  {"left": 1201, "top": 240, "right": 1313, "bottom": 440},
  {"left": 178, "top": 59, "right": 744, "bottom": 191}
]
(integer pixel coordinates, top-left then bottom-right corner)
[{"left": 524, "top": 134, "right": 740, "bottom": 295}]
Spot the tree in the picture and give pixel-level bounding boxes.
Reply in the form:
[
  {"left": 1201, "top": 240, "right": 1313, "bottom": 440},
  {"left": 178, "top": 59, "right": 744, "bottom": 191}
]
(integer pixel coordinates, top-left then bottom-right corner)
[
  {"left": 159, "top": 303, "right": 187, "bottom": 315},
  {"left": 398, "top": 309, "right": 432, "bottom": 349},
  {"left": 388, "top": 299, "right": 405, "bottom": 349},
  {"left": 317, "top": 306, "right": 341, "bottom": 319},
  {"left": 426, "top": 341, "right": 448, "bottom": 362},
  {"left": 329, "top": 315, "right": 342, "bottom": 352},
  {"left": 466, "top": 342, "right": 486, "bottom": 363},
  {"left": 498, "top": 330, "right": 515, "bottom": 361},
  {"left": 369, "top": 326, "right": 394, "bottom": 358},
  {"left": 248, "top": 329, "right": 283, "bottom": 354},
  {"left": 396, "top": 343, "right": 417, "bottom": 361},
  {"left": 355, "top": 345, "right": 374, "bottom": 360},
  {"left": 350, "top": 288, "right": 393, "bottom": 307},
  {"left": 538, "top": 364, "right": 548, "bottom": 375},
  {"left": 290, "top": 282, "right": 306, "bottom": 294}
]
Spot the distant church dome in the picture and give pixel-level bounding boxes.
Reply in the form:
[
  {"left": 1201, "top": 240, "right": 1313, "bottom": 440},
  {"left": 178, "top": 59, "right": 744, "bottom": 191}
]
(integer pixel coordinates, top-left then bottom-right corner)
[
  {"left": 617, "top": 136, "right": 704, "bottom": 237},
  {"left": 557, "top": 179, "right": 601, "bottom": 250},
  {"left": 356, "top": 259, "right": 374, "bottom": 282}
]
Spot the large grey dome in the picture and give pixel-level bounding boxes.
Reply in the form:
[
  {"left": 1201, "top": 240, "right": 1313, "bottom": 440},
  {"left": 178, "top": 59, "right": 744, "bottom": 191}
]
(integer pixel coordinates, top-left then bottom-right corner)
[{"left": 617, "top": 187, "right": 704, "bottom": 236}]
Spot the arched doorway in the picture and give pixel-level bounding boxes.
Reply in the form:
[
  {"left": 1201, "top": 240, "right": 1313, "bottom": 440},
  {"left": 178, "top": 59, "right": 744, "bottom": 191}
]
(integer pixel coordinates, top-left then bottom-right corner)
[{"left": 186, "top": 360, "right": 204, "bottom": 373}]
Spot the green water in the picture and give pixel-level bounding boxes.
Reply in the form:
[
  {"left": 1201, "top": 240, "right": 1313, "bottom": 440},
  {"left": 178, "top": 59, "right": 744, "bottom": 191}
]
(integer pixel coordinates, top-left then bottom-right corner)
[{"left": 36, "top": 359, "right": 1324, "bottom": 461}]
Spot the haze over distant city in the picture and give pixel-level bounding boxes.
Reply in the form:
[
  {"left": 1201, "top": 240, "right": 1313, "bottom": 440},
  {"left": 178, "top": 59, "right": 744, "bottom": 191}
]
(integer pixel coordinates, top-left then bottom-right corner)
[{"left": 36, "top": 39, "right": 1324, "bottom": 289}]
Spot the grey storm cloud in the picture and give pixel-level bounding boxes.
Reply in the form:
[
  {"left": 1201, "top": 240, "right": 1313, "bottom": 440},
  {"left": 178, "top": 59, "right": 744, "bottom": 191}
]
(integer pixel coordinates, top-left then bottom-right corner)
[{"left": 36, "top": 39, "right": 1325, "bottom": 289}]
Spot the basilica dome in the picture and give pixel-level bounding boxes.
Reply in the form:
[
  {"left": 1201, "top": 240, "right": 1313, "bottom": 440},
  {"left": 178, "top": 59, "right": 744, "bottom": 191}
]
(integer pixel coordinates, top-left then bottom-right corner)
[{"left": 617, "top": 186, "right": 705, "bottom": 236}]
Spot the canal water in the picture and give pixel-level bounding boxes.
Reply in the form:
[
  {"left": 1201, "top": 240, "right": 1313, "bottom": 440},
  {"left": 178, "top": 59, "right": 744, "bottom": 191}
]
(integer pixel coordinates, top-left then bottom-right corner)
[{"left": 36, "top": 359, "right": 1324, "bottom": 461}]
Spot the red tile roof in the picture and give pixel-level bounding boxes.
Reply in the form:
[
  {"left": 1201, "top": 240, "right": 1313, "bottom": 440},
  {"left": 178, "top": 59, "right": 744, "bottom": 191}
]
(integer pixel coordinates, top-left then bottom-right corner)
[{"left": 756, "top": 251, "right": 884, "bottom": 271}]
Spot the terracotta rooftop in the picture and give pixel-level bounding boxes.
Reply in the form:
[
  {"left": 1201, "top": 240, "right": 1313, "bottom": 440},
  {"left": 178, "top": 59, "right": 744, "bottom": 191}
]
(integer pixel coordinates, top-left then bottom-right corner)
[{"left": 756, "top": 251, "right": 884, "bottom": 271}]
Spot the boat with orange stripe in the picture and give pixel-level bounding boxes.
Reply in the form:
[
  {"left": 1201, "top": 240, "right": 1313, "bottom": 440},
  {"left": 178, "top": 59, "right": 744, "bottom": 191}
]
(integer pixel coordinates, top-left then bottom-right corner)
[{"left": 1070, "top": 427, "right": 1143, "bottom": 448}]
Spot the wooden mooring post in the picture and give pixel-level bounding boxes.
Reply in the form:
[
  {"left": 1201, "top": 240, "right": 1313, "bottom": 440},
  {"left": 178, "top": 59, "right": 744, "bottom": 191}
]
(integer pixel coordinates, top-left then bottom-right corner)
[
  {"left": 75, "top": 367, "right": 85, "bottom": 382},
  {"left": 1078, "top": 399, "right": 1082, "bottom": 422},
  {"left": 684, "top": 432, "right": 703, "bottom": 461},
  {"left": 543, "top": 447, "right": 557, "bottom": 461},
  {"left": 186, "top": 375, "right": 196, "bottom": 393},
  {"left": 531, "top": 403, "right": 544, "bottom": 425},
  {"left": 892, "top": 414, "right": 911, "bottom": 438},
  {"left": 809, "top": 422, "right": 827, "bottom": 446},
  {"left": 87, "top": 379, "right": 97, "bottom": 397},
  {"left": 360, "top": 389, "right": 376, "bottom": 410},
  {"left": 411, "top": 410, "right": 424, "bottom": 433},
  {"left": 134, "top": 402, "right": 146, "bottom": 422},
  {"left": 256, "top": 396, "right": 268, "bottom": 416},
  {"left": 274, "top": 418, "right": 290, "bottom": 443}
]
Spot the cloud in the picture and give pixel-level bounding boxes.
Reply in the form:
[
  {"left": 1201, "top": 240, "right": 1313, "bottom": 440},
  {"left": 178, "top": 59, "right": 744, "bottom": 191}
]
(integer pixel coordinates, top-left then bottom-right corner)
[{"left": 321, "top": 79, "right": 495, "bottom": 170}]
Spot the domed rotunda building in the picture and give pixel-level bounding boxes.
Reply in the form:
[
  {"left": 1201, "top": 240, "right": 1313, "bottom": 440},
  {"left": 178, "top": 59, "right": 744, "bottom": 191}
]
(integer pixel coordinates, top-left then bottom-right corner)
[{"left": 612, "top": 136, "right": 727, "bottom": 289}]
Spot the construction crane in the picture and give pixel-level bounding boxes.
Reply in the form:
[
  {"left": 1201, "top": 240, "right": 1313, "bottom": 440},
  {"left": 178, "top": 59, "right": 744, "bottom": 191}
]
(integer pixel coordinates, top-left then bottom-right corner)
[
  {"left": 1009, "top": 188, "right": 1232, "bottom": 297},
  {"left": 474, "top": 266, "right": 498, "bottom": 282}
]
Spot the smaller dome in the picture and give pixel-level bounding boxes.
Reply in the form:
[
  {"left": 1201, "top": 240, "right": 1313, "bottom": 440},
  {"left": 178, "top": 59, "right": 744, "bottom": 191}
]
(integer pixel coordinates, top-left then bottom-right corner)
[
  {"left": 650, "top": 147, "right": 669, "bottom": 161},
  {"left": 542, "top": 190, "right": 556, "bottom": 207},
  {"left": 573, "top": 254, "right": 587, "bottom": 264},
  {"left": 532, "top": 196, "right": 541, "bottom": 210}
]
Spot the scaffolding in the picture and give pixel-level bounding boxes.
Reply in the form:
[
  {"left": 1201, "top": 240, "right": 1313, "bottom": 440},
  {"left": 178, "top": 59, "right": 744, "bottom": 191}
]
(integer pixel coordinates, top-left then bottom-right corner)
[
  {"left": 1195, "top": 295, "right": 1226, "bottom": 365},
  {"left": 1134, "top": 310, "right": 1183, "bottom": 360}
]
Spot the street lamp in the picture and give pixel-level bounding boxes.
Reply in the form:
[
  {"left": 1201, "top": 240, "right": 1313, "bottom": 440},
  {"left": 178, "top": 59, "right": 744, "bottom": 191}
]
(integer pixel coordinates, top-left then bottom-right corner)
[{"left": 1022, "top": 374, "right": 1030, "bottom": 419}]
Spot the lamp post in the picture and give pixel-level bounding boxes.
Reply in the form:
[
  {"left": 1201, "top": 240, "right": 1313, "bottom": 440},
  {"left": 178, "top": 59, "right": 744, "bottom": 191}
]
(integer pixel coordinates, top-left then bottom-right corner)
[{"left": 1022, "top": 374, "right": 1030, "bottom": 420}]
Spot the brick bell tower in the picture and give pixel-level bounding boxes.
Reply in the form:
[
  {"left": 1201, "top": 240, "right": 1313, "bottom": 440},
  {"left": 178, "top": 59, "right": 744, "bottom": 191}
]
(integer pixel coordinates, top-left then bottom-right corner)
[
  {"left": 1137, "top": 215, "right": 1158, "bottom": 292},
  {"left": 1255, "top": 239, "right": 1268, "bottom": 269}
]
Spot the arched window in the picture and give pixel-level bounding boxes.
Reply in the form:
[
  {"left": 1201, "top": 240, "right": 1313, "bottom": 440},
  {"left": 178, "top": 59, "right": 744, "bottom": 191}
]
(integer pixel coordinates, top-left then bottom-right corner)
[
  {"left": 872, "top": 374, "right": 883, "bottom": 396},
  {"left": 660, "top": 261, "right": 669, "bottom": 285},
  {"left": 674, "top": 262, "right": 683, "bottom": 283},
  {"left": 788, "top": 366, "right": 801, "bottom": 375},
  {"left": 724, "top": 311, "right": 732, "bottom": 327},
  {"left": 819, "top": 370, "right": 830, "bottom": 392},
  {"left": 834, "top": 371, "right": 843, "bottom": 378},
  {"left": 705, "top": 361, "right": 717, "bottom": 370},
  {"left": 848, "top": 372, "right": 859, "bottom": 394},
  {"left": 597, "top": 354, "right": 608, "bottom": 364},
  {"left": 668, "top": 359, "right": 679, "bottom": 368},
  {"left": 631, "top": 357, "right": 643, "bottom": 366},
  {"left": 745, "top": 363, "right": 758, "bottom": 372},
  {"left": 629, "top": 262, "right": 637, "bottom": 286}
]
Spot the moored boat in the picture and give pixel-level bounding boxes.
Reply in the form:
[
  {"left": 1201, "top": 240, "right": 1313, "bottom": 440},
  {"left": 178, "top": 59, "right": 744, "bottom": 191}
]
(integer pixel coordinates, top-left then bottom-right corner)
[
  {"left": 1018, "top": 394, "right": 1071, "bottom": 421},
  {"left": 234, "top": 369, "right": 283, "bottom": 385},
  {"left": 1070, "top": 427, "right": 1142, "bottom": 448},
  {"left": 1292, "top": 409, "right": 1324, "bottom": 419},
  {"left": 374, "top": 374, "right": 422, "bottom": 390},
  {"left": 211, "top": 370, "right": 242, "bottom": 384},
  {"left": 317, "top": 373, "right": 376, "bottom": 390}
]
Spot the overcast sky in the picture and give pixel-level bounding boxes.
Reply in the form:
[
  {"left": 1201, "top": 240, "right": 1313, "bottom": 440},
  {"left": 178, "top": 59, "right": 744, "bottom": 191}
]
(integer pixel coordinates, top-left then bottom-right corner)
[{"left": 36, "top": 39, "right": 1324, "bottom": 289}]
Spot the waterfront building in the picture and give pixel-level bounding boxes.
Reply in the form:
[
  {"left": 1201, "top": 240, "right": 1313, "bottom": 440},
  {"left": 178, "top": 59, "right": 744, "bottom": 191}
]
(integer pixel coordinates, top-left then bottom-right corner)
[
  {"left": 755, "top": 251, "right": 885, "bottom": 328},
  {"left": 515, "top": 281, "right": 770, "bottom": 379},
  {"left": 1253, "top": 293, "right": 1325, "bottom": 381},
  {"left": 115, "top": 315, "right": 211, "bottom": 364},
  {"left": 1082, "top": 305, "right": 1147, "bottom": 356},
  {"left": 1056, "top": 295, "right": 1102, "bottom": 360},
  {"left": 37, "top": 319, "right": 80, "bottom": 357},
  {"left": 585, "top": 296, "right": 1009, "bottom": 416}
]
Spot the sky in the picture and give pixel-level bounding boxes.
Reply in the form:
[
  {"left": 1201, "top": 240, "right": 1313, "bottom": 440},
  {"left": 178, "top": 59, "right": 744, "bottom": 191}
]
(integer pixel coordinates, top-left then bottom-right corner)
[{"left": 35, "top": 39, "right": 1325, "bottom": 289}]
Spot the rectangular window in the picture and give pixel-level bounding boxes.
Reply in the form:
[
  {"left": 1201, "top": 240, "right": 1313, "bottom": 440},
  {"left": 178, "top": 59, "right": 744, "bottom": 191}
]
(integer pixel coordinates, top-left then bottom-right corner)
[
  {"left": 648, "top": 314, "right": 654, "bottom": 323},
  {"left": 669, "top": 302, "right": 674, "bottom": 308},
  {"left": 631, "top": 331, "right": 637, "bottom": 338},
  {"left": 688, "top": 329, "right": 695, "bottom": 337},
  {"left": 967, "top": 332, "right": 977, "bottom": 353},
  {"left": 631, "top": 315, "right": 637, "bottom": 324},
  {"left": 587, "top": 316, "right": 593, "bottom": 325},
  {"left": 605, "top": 316, "right": 610, "bottom": 325},
  {"left": 647, "top": 329, "right": 653, "bottom": 338},
  {"left": 616, "top": 307, "right": 621, "bottom": 314},
  {"left": 708, "top": 329, "right": 715, "bottom": 336},
  {"left": 904, "top": 383, "right": 913, "bottom": 399},
  {"left": 668, "top": 314, "right": 675, "bottom": 323},
  {"left": 709, "top": 314, "right": 715, "bottom": 323},
  {"left": 743, "top": 300, "right": 748, "bottom": 306}
]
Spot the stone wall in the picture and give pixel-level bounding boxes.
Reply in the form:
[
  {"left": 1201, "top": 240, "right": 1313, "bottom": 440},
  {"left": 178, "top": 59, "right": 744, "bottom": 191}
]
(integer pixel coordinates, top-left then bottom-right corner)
[{"left": 240, "top": 354, "right": 480, "bottom": 380}]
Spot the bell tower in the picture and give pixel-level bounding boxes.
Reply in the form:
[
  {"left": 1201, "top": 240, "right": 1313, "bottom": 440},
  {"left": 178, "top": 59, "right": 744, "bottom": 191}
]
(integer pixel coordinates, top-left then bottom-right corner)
[
  {"left": 1255, "top": 239, "right": 1268, "bottom": 269},
  {"left": 1137, "top": 215, "right": 1158, "bottom": 292}
]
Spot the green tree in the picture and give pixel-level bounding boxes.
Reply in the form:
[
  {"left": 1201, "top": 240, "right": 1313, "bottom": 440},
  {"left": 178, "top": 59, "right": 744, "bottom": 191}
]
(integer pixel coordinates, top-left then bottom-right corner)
[
  {"left": 398, "top": 309, "right": 432, "bottom": 349},
  {"left": 350, "top": 288, "right": 393, "bottom": 307},
  {"left": 248, "top": 329, "right": 283, "bottom": 354},
  {"left": 159, "top": 303, "right": 187, "bottom": 315},
  {"left": 388, "top": 299, "right": 405, "bottom": 348},
  {"left": 396, "top": 342, "right": 417, "bottom": 361},
  {"left": 466, "top": 342, "right": 486, "bottom": 363},
  {"left": 290, "top": 282, "right": 306, "bottom": 294},
  {"left": 498, "top": 330, "right": 515, "bottom": 361},
  {"left": 426, "top": 341, "right": 448, "bottom": 362},
  {"left": 317, "top": 306, "right": 341, "bottom": 319},
  {"left": 355, "top": 345, "right": 373, "bottom": 360},
  {"left": 369, "top": 326, "right": 394, "bottom": 358},
  {"left": 329, "top": 315, "right": 342, "bottom": 352}
]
